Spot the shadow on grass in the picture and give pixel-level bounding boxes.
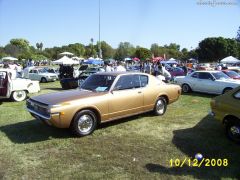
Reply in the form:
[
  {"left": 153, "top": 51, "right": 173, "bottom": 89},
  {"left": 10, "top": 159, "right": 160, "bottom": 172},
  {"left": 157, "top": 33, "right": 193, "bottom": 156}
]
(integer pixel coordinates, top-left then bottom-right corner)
[
  {"left": 98, "top": 112, "right": 153, "bottom": 129},
  {"left": 42, "top": 87, "right": 65, "bottom": 91},
  {"left": 182, "top": 92, "right": 217, "bottom": 99},
  {"left": 0, "top": 112, "right": 153, "bottom": 144},
  {"left": 145, "top": 115, "right": 240, "bottom": 179},
  {"left": 0, "top": 120, "right": 71, "bottom": 144}
]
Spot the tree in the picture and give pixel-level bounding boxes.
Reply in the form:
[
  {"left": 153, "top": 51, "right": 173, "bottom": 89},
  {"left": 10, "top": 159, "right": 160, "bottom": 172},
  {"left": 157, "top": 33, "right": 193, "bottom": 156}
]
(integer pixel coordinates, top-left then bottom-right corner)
[
  {"left": 236, "top": 26, "right": 240, "bottom": 42},
  {"left": 135, "top": 47, "right": 152, "bottom": 60},
  {"left": 36, "top": 43, "right": 40, "bottom": 50},
  {"left": 39, "top": 42, "right": 43, "bottom": 51},
  {"left": 114, "top": 42, "right": 135, "bottom": 60},
  {"left": 97, "top": 41, "right": 114, "bottom": 59},
  {"left": 150, "top": 43, "right": 161, "bottom": 57},
  {"left": 10, "top": 38, "right": 30, "bottom": 50},
  {"left": 196, "top": 37, "right": 239, "bottom": 62}
]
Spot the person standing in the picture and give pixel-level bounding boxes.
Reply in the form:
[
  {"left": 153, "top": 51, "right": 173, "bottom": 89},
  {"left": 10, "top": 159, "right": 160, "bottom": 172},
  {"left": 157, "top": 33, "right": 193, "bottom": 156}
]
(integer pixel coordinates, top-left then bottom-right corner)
[{"left": 115, "top": 61, "right": 126, "bottom": 72}]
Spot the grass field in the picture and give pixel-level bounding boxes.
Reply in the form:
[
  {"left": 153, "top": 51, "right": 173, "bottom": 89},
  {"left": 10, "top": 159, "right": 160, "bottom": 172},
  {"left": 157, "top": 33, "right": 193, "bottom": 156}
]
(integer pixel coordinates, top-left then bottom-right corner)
[{"left": 0, "top": 81, "right": 239, "bottom": 179}]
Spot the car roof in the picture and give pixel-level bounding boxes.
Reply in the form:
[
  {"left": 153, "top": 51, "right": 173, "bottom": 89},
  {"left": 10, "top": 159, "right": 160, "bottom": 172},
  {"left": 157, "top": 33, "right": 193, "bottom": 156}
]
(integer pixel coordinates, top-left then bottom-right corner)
[
  {"left": 194, "top": 70, "right": 220, "bottom": 73},
  {"left": 95, "top": 71, "right": 149, "bottom": 76}
]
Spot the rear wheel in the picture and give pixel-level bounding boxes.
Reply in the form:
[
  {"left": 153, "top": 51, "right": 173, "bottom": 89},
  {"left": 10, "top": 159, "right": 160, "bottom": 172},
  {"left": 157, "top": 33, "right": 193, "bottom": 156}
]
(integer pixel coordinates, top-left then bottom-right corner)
[
  {"left": 41, "top": 77, "right": 47, "bottom": 83},
  {"left": 11, "top": 90, "right": 27, "bottom": 102},
  {"left": 154, "top": 97, "right": 167, "bottom": 116},
  {"left": 71, "top": 110, "right": 97, "bottom": 136},
  {"left": 226, "top": 120, "right": 240, "bottom": 144},
  {"left": 182, "top": 84, "right": 191, "bottom": 93}
]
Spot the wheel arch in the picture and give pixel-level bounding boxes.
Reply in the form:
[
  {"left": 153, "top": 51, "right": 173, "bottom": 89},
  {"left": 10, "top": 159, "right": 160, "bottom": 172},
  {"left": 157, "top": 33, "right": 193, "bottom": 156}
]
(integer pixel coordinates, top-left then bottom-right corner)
[
  {"left": 71, "top": 106, "right": 102, "bottom": 127},
  {"left": 223, "top": 115, "right": 240, "bottom": 125},
  {"left": 159, "top": 94, "right": 169, "bottom": 104}
]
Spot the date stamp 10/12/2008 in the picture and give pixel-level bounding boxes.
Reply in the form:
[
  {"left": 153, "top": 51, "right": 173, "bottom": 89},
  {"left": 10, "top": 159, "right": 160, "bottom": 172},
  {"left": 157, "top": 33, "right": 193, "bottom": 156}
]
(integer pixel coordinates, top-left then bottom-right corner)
[{"left": 169, "top": 153, "right": 229, "bottom": 168}]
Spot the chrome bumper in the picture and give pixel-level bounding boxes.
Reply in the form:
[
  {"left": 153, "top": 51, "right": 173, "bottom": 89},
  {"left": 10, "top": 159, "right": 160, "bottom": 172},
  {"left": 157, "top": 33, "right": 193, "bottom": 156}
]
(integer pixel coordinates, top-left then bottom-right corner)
[
  {"left": 27, "top": 107, "right": 51, "bottom": 120},
  {"left": 208, "top": 110, "right": 215, "bottom": 117}
]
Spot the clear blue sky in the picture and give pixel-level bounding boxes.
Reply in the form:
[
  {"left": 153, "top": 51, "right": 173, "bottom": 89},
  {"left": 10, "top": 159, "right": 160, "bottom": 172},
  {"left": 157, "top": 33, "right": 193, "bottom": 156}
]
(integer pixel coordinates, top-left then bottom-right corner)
[{"left": 0, "top": 0, "right": 239, "bottom": 50}]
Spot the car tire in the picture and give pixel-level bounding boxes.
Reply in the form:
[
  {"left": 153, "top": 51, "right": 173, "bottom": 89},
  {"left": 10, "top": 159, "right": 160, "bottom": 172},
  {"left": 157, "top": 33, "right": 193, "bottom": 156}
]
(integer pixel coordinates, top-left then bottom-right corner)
[
  {"left": 11, "top": 90, "right": 27, "bottom": 102},
  {"left": 41, "top": 77, "right": 47, "bottom": 83},
  {"left": 154, "top": 97, "right": 167, "bottom": 116},
  {"left": 71, "top": 110, "right": 97, "bottom": 137},
  {"left": 226, "top": 120, "right": 240, "bottom": 144},
  {"left": 223, "top": 87, "right": 233, "bottom": 94},
  {"left": 182, "top": 84, "right": 191, "bottom": 93}
]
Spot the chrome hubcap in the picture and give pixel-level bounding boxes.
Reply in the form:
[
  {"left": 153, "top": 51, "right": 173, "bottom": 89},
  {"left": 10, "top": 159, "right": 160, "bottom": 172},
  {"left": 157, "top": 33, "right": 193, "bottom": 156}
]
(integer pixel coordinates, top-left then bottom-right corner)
[
  {"left": 156, "top": 100, "right": 165, "bottom": 114},
  {"left": 230, "top": 126, "right": 240, "bottom": 137},
  {"left": 16, "top": 92, "right": 24, "bottom": 98},
  {"left": 78, "top": 115, "right": 93, "bottom": 133}
]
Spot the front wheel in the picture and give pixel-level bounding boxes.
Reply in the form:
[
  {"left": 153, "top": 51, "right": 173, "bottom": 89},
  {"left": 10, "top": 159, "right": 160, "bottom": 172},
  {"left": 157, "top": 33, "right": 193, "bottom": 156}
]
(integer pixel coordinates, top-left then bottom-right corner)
[
  {"left": 226, "top": 120, "right": 240, "bottom": 144},
  {"left": 71, "top": 110, "right": 97, "bottom": 137},
  {"left": 154, "top": 97, "right": 167, "bottom": 116},
  {"left": 41, "top": 77, "right": 47, "bottom": 83},
  {"left": 182, "top": 84, "right": 191, "bottom": 93},
  {"left": 11, "top": 90, "right": 27, "bottom": 102}
]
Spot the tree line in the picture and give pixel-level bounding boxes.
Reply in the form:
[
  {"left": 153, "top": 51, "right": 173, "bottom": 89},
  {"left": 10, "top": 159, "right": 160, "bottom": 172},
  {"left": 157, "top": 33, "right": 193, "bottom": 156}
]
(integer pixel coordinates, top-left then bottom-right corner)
[{"left": 1, "top": 27, "right": 240, "bottom": 63}]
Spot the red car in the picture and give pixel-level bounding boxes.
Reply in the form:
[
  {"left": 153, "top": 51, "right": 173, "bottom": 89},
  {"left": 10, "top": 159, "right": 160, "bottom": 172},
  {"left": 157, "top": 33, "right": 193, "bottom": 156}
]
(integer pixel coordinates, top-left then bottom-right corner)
[{"left": 222, "top": 70, "right": 240, "bottom": 80}]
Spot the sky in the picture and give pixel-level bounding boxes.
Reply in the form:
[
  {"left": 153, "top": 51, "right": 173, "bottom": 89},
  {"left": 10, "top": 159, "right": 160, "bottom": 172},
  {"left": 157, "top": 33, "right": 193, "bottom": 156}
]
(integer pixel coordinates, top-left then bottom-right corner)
[{"left": 0, "top": 0, "right": 240, "bottom": 50}]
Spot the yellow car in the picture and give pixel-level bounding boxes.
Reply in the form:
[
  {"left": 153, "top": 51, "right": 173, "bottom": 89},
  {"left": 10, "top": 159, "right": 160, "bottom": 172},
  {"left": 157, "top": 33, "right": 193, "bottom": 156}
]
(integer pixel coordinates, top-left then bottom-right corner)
[
  {"left": 26, "top": 72, "right": 181, "bottom": 136},
  {"left": 210, "top": 86, "right": 240, "bottom": 143}
]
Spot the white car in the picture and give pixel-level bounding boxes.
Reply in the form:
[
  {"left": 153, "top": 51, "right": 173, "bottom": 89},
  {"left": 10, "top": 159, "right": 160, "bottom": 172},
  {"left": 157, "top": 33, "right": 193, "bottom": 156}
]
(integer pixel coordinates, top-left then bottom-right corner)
[
  {"left": 174, "top": 71, "right": 240, "bottom": 95},
  {"left": 27, "top": 68, "right": 58, "bottom": 82},
  {"left": 0, "top": 69, "right": 40, "bottom": 101}
]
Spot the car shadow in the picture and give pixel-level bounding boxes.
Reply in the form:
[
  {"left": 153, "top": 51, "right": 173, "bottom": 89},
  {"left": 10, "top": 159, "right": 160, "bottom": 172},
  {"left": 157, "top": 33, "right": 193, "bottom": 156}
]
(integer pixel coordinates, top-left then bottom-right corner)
[
  {"left": 0, "top": 120, "right": 71, "bottom": 144},
  {"left": 43, "top": 87, "right": 66, "bottom": 91},
  {"left": 145, "top": 115, "right": 240, "bottom": 179},
  {"left": 182, "top": 92, "right": 217, "bottom": 99},
  {"left": 98, "top": 112, "right": 153, "bottom": 129}
]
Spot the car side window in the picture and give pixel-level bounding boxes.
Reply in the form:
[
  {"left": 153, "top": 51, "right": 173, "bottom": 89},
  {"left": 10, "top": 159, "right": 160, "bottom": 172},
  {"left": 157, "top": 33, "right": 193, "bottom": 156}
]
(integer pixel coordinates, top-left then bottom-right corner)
[
  {"left": 140, "top": 75, "right": 148, "bottom": 87},
  {"left": 191, "top": 72, "right": 199, "bottom": 78},
  {"left": 114, "top": 75, "right": 140, "bottom": 90},
  {"left": 234, "top": 91, "right": 240, "bottom": 99},
  {"left": 199, "top": 72, "right": 213, "bottom": 80},
  {"left": 29, "top": 70, "right": 33, "bottom": 73}
]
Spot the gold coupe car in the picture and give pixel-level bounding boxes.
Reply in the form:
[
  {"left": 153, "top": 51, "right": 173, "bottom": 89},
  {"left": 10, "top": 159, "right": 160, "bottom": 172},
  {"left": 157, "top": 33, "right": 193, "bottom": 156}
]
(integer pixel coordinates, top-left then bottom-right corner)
[
  {"left": 26, "top": 72, "right": 181, "bottom": 136},
  {"left": 210, "top": 86, "right": 240, "bottom": 143}
]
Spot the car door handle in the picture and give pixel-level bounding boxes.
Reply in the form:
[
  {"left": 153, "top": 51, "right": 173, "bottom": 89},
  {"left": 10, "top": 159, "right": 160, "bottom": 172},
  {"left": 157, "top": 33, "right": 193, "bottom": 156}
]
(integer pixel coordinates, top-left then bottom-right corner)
[{"left": 138, "top": 91, "right": 142, "bottom": 94}]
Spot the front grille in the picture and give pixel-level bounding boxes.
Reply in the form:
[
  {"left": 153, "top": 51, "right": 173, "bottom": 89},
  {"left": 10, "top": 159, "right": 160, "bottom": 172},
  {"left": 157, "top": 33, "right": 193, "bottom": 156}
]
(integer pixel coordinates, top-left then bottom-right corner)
[{"left": 27, "top": 99, "right": 49, "bottom": 117}]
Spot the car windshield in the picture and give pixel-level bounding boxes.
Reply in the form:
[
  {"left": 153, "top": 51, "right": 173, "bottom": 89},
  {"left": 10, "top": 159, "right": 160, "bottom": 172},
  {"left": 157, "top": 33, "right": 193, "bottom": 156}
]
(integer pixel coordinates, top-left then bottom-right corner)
[
  {"left": 225, "top": 71, "right": 239, "bottom": 77},
  {"left": 212, "top": 72, "right": 230, "bottom": 80},
  {"left": 38, "top": 69, "right": 47, "bottom": 73},
  {"left": 80, "top": 74, "right": 116, "bottom": 92}
]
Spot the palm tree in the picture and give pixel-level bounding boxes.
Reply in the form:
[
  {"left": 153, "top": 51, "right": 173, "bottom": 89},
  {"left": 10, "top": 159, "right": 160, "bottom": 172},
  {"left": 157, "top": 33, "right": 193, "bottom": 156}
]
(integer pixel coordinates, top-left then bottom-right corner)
[
  {"left": 36, "top": 43, "right": 40, "bottom": 50},
  {"left": 90, "top": 38, "right": 94, "bottom": 57},
  {"left": 39, "top": 42, "right": 43, "bottom": 51}
]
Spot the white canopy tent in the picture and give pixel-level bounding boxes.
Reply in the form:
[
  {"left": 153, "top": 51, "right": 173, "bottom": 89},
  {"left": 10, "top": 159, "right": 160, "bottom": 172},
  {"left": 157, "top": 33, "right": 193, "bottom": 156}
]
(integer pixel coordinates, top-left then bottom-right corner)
[
  {"left": 2, "top": 56, "right": 18, "bottom": 61},
  {"left": 220, "top": 56, "right": 240, "bottom": 64},
  {"left": 52, "top": 56, "right": 79, "bottom": 65},
  {"left": 59, "top": 52, "right": 74, "bottom": 56}
]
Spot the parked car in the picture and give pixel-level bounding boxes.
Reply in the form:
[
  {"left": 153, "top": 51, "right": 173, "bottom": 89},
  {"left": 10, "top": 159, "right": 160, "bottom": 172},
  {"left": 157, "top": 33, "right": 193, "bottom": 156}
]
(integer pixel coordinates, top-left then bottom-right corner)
[
  {"left": 168, "top": 67, "right": 185, "bottom": 77},
  {"left": 0, "top": 69, "right": 40, "bottom": 101},
  {"left": 60, "top": 65, "right": 103, "bottom": 90},
  {"left": 28, "top": 68, "right": 58, "bottom": 82},
  {"left": 174, "top": 71, "right": 240, "bottom": 94},
  {"left": 26, "top": 72, "right": 181, "bottom": 136},
  {"left": 222, "top": 70, "right": 240, "bottom": 80},
  {"left": 210, "top": 86, "right": 240, "bottom": 143}
]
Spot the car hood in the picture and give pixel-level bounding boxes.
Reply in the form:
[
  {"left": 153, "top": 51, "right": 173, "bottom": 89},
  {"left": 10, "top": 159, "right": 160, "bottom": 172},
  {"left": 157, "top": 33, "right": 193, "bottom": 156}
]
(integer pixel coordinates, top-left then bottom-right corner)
[
  {"left": 30, "top": 89, "right": 106, "bottom": 105},
  {"left": 39, "top": 73, "right": 57, "bottom": 76}
]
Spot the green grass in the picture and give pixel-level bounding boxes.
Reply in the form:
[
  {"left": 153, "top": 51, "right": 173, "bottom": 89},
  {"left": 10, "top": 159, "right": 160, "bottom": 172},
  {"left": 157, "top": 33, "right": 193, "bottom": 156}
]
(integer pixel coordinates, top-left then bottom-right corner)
[{"left": 0, "top": 81, "right": 240, "bottom": 179}]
